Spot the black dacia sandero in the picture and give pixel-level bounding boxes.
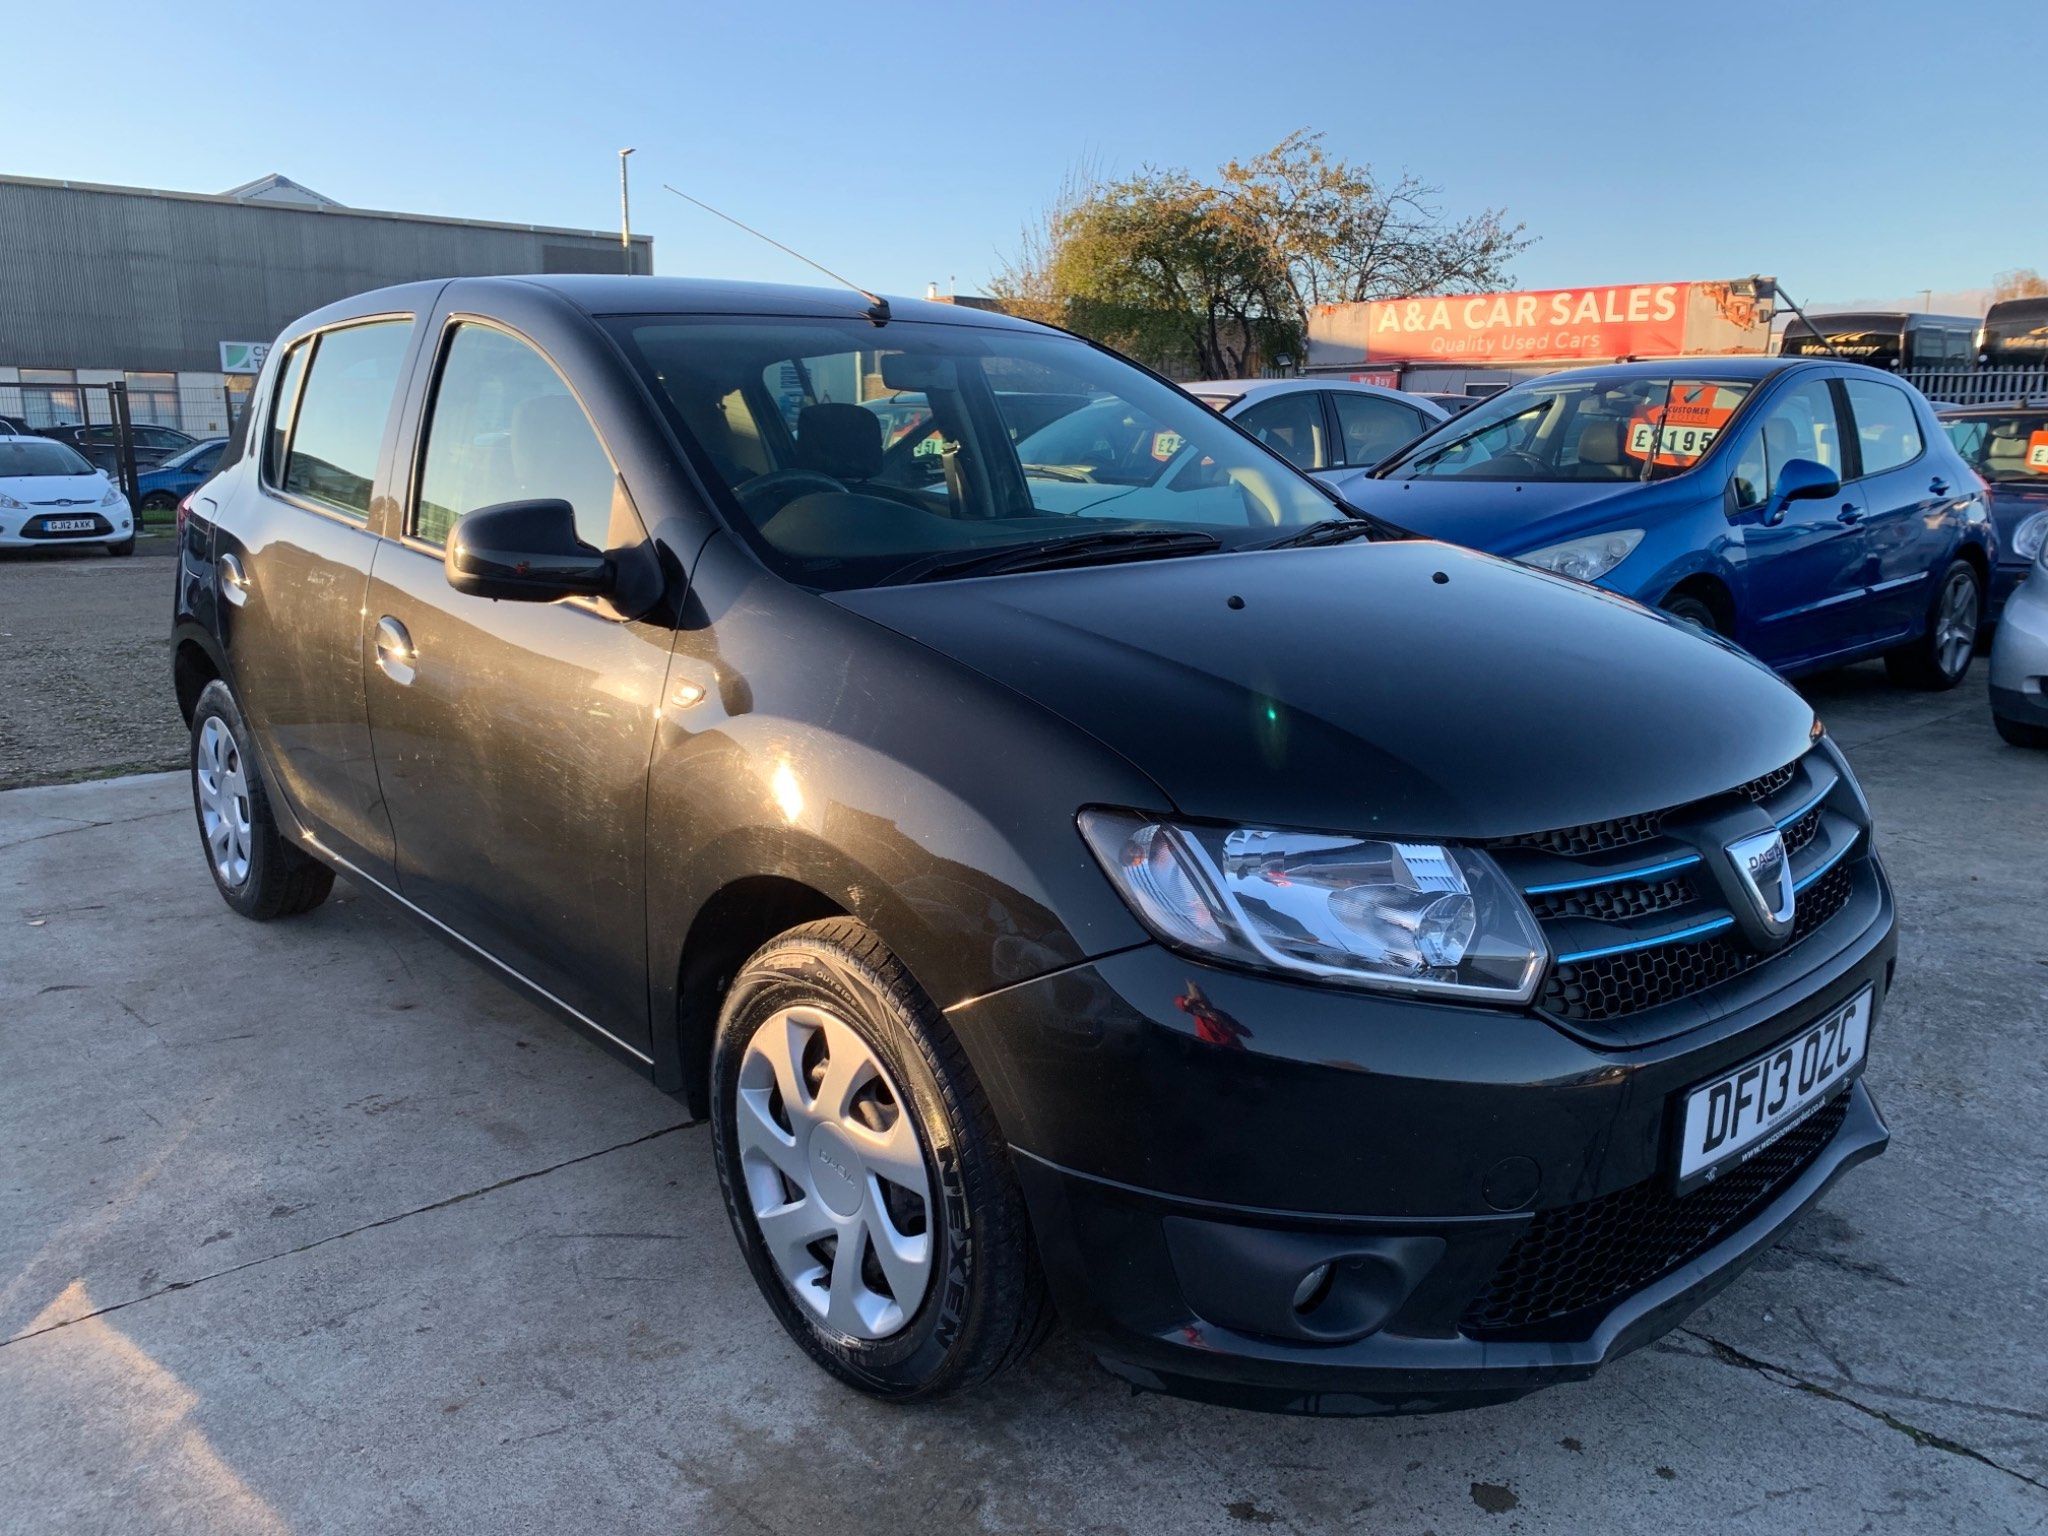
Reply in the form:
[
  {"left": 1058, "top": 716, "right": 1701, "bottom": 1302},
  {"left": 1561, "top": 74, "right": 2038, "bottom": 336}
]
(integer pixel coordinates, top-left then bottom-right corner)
[{"left": 171, "top": 277, "right": 1894, "bottom": 1413}]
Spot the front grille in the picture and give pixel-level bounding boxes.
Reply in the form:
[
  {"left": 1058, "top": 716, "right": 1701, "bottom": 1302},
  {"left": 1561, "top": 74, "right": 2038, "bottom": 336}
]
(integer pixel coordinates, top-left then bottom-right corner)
[
  {"left": 1462, "top": 1094, "right": 1851, "bottom": 1338},
  {"left": 1496, "top": 808, "right": 1667, "bottom": 858},
  {"left": 1540, "top": 862, "right": 1855, "bottom": 1022},
  {"left": 1528, "top": 873, "right": 1699, "bottom": 924},
  {"left": 1782, "top": 805, "right": 1821, "bottom": 856},
  {"left": 1731, "top": 762, "right": 1799, "bottom": 804}
]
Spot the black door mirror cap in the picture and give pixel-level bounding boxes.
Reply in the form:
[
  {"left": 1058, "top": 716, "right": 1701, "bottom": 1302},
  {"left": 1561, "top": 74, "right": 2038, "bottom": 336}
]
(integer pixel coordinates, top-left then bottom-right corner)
[
  {"left": 1773, "top": 457, "right": 1841, "bottom": 508},
  {"left": 446, "top": 499, "right": 614, "bottom": 604}
]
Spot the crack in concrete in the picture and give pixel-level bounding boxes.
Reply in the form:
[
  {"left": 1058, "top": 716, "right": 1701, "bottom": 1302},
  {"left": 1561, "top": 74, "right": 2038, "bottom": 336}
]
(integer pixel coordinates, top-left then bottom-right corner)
[
  {"left": 0, "top": 1119, "right": 699, "bottom": 1350},
  {"left": 0, "top": 805, "right": 183, "bottom": 851},
  {"left": 1677, "top": 1327, "right": 2048, "bottom": 1494}
]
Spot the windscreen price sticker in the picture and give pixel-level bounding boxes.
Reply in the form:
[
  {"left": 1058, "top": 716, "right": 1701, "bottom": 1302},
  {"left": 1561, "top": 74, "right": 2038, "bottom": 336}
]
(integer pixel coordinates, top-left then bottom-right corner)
[
  {"left": 2028, "top": 429, "right": 2048, "bottom": 472},
  {"left": 1150, "top": 431, "right": 1186, "bottom": 463},
  {"left": 1628, "top": 420, "right": 1721, "bottom": 460}
]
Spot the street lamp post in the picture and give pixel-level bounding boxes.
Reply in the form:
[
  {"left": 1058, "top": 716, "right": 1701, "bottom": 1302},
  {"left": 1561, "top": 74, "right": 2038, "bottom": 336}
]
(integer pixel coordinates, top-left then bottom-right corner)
[{"left": 619, "top": 148, "right": 636, "bottom": 274}]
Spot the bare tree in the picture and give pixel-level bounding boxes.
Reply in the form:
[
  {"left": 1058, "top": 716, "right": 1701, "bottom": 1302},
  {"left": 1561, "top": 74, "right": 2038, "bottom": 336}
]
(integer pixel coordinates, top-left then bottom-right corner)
[{"left": 1991, "top": 267, "right": 2048, "bottom": 303}]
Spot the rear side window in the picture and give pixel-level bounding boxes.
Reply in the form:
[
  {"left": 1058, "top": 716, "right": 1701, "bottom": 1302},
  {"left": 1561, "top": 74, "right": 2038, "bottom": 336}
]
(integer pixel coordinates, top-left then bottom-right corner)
[
  {"left": 1842, "top": 378, "right": 1924, "bottom": 476},
  {"left": 278, "top": 320, "right": 411, "bottom": 520},
  {"left": 414, "top": 324, "right": 621, "bottom": 550},
  {"left": 1331, "top": 392, "right": 1424, "bottom": 466},
  {"left": 263, "top": 342, "right": 309, "bottom": 484}
]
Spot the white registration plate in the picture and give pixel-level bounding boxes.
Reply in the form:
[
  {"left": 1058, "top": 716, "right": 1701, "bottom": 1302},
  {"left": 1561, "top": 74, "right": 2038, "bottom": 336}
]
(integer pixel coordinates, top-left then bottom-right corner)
[
  {"left": 43, "top": 518, "right": 97, "bottom": 533},
  {"left": 1677, "top": 987, "right": 1870, "bottom": 1188}
]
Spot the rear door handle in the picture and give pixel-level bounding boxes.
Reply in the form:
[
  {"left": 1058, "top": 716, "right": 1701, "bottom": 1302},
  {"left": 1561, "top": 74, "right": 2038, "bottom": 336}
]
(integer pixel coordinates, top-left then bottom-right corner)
[
  {"left": 374, "top": 615, "right": 417, "bottom": 686},
  {"left": 1837, "top": 503, "right": 1864, "bottom": 525},
  {"left": 1929, "top": 477, "right": 1950, "bottom": 496},
  {"left": 218, "top": 551, "right": 251, "bottom": 606}
]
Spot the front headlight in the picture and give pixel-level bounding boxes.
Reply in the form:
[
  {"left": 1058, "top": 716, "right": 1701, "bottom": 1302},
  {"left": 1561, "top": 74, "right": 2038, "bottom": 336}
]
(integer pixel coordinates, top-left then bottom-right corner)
[
  {"left": 0, "top": 491, "right": 23, "bottom": 510},
  {"left": 1517, "top": 529, "right": 1644, "bottom": 582},
  {"left": 99, "top": 482, "right": 122, "bottom": 507},
  {"left": 2013, "top": 509, "right": 2048, "bottom": 565},
  {"left": 1078, "top": 811, "right": 1548, "bottom": 1002}
]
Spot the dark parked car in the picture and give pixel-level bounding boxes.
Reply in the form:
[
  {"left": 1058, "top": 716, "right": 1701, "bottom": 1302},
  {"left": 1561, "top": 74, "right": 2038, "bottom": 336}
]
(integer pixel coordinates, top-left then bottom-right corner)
[
  {"left": 1347, "top": 358, "right": 1997, "bottom": 689},
  {"left": 40, "top": 420, "right": 198, "bottom": 473},
  {"left": 173, "top": 277, "right": 1894, "bottom": 1414},
  {"left": 1937, "top": 404, "right": 2048, "bottom": 619},
  {"left": 134, "top": 436, "right": 229, "bottom": 511}
]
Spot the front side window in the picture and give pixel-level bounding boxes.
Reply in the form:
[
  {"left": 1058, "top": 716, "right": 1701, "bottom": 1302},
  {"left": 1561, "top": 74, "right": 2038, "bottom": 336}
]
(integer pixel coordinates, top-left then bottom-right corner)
[
  {"left": 1331, "top": 392, "right": 1425, "bottom": 467},
  {"left": 1234, "top": 393, "right": 1326, "bottom": 470},
  {"left": 279, "top": 321, "right": 410, "bottom": 519},
  {"left": 606, "top": 316, "right": 1332, "bottom": 592},
  {"left": 414, "top": 324, "right": 621, "bottom": 551},
  {"left": 1754, "top": 378, "right": 1844, "bottom": 495},
  {"left": 1843, "top": 378, "right": 1923, "bottom": 476}
]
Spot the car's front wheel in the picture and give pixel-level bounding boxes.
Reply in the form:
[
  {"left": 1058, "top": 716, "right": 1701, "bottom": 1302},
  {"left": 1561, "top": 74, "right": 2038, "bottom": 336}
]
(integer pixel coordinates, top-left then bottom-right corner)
[
  {"left": 1885, "top": 560, "right": 1980, "bottom": 690},
  {"left": 188, "top": 680, "right": 334, "bottom": 919},
  {"left": 710, "top": 918, "right": 1052, "bottom": 1401},
  {"left": 1661, "top": 592, "right": 1723, "bottom": 634}
]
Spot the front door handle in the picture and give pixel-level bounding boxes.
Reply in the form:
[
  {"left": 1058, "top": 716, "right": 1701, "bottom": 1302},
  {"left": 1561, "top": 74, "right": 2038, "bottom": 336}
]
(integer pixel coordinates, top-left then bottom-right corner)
[
  {"left": 218, "top": 552, "right": 251, "bottom": 607},
  {"left": 1837, "top": 503, "right": 1864, "bottom": 526},
  {"left": 374, "top": 615, "right": 417, "bottom": 686}
]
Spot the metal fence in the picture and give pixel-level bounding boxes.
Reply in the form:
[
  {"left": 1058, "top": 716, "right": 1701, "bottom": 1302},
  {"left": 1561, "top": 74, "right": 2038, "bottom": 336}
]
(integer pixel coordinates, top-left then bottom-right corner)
[
  {"left": 1899, "top": 366, "right": 2048, "bottom": 406},
  {"left": 0, "top": 381, "right": 247, "bottom": 521}
]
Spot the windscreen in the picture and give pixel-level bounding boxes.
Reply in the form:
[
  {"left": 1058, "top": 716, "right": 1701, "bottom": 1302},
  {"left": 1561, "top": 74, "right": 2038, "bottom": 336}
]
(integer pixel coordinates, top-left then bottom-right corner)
[
  {"left": 1374, "top": 375, "right": 1755, "bottom": 484},
  {"left": 0, "top": 438, "right": 94, "bottom": 477},
  {"left": 607, "top": 316, "right": 1332, "bottom": 589}
]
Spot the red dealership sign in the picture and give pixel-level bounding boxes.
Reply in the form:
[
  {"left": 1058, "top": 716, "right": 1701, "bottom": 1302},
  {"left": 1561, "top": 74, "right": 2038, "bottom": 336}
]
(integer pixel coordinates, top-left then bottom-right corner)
[{"left": 1308, "top": 280, "right": 1774, "bottom": 368}]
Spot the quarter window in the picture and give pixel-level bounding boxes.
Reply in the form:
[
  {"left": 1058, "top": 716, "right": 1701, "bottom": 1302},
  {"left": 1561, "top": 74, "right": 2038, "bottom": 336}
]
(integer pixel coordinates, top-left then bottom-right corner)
[
  {"left": 1235, "top": 392, "right": 1327, "bottom": 470},
  {"left": 263, "top": 341, "right": 309, "bottom": 486},
  {"left": 1330, "top": 392, "right": 1424, "bottom": 466},
  {"left": 278, "top": 321, "right": 411, "bottom": 520},
  {"left": 1843, "top": 378, "right": 1923, "bottom": 476},
  {"left": 415, "top": 324, "right": 621, "bottom": 550}
]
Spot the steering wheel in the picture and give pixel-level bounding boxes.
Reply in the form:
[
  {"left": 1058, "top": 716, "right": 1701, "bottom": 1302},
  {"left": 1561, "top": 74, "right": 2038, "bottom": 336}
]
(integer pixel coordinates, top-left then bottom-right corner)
[
  {"left": 1487, "top": 449, "right": 1548, "bottom": 476},
  {"left": 735, "top": 468, "right": 850, "bottom": 521}
]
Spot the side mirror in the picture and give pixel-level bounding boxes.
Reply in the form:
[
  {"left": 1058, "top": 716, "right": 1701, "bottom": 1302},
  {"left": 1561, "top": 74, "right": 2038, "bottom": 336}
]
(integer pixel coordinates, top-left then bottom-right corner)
[
  {"left": 1773, "top": 456, "right": 1840, "bottom": 507},
  {"left": 446, "top": 499, "right": 612, "bottom": 602}
]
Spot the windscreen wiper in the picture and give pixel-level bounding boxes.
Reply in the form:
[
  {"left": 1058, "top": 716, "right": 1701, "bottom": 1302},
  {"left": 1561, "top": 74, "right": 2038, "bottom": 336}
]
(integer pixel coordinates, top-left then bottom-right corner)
[
  {"left": 1261, "top": 514, "right": 1401, "bottom": 550},
  {"left": 884, "top": 528, "right": 1222, "bottom": 585}
]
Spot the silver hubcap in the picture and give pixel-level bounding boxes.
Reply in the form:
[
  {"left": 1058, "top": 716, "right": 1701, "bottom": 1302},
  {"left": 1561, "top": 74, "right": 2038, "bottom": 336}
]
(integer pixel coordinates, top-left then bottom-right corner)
[
  {"left": 195, "top": 715, "right": 253, "bottom": 887},
  {"left": 735, "top": 1006, "right": 934, "bottom": 1341},
  {"left": 1937, "top": 573, "right": 1978, "bottom": 678}
]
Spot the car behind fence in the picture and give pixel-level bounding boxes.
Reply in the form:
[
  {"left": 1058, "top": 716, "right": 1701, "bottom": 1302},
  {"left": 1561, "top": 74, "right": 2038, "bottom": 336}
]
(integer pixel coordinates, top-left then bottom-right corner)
[{"left": 0, "top": 380, "right": 246, "bottom": 523}]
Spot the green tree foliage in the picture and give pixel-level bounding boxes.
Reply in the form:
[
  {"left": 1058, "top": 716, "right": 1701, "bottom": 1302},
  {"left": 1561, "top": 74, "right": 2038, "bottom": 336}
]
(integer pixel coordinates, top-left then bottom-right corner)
[{"left": 992, "top": 131, "right": 1530, "bottom": 378}]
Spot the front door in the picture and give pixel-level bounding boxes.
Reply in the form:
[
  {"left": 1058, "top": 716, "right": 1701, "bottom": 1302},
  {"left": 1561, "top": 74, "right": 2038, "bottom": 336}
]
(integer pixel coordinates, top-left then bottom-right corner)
[
  {"left": 1728, "top": 374, "right": 1868, "bottom": 668},
  {"left": 212, "top": 318, "right": 415, "bottom": 881},
  {"left": 363, "top": 319, "right": 670, "bottom": 1058}
]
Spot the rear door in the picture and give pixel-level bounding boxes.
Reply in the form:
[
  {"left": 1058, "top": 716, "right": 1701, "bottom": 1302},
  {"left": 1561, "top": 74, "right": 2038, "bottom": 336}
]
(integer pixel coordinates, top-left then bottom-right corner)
[
  {"left": 1726, "top": 373, "right": 1869, "bottom": 667},
  {"left": 212, "top": 316, "right": 415, "bottom": 881},
  {"left": 1840, "top": 375, "right": 1951, "bottom": 639},
  {"left": 363, "top": 312, "right": 671, "bottom": 1059}
]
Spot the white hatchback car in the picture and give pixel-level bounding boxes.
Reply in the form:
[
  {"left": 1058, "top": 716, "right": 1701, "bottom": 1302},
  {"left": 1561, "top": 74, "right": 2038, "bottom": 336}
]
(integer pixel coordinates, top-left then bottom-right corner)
[
  {"left": 0, "top": 431, "right": 135, "bottom": 555},
  {"left": 1185, "top": 378, "right": 1449, "bottom": 495}
]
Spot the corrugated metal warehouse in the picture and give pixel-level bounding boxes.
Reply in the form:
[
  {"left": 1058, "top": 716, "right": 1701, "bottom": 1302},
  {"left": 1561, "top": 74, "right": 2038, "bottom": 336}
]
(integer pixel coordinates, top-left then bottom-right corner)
[{"left": 0, "top": 173, "right": 653, "bottom": 435}]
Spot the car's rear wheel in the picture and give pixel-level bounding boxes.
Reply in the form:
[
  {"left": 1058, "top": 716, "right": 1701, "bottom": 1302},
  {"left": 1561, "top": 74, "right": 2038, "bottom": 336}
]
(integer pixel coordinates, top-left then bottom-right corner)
[
  {"left": 710, "top": 918, "right": 1052, "bottom": 1401},
  {"left": 140, "top": 491, "right": 178, "bottom": 512},
  {"left": 188, "top": 680, "right": 333, "bottom": 919},
  {"left": 1885, "top": 561, "right": 1979, "bottom": 690}
]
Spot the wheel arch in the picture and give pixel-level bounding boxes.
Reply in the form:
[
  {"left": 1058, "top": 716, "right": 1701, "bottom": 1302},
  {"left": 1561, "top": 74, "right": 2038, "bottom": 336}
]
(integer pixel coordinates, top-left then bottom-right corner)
[
  {"left": 1658, "top": 570, "right": 1738, "bottom": 634},
  {"left": 173, "top": 626, "right": 226, "bottom": 725}
]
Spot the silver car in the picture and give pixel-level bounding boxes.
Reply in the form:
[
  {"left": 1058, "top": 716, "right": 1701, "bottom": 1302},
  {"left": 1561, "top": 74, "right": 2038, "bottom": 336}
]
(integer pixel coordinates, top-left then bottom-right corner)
[{"left": 1991, "top": 531, "right": 2048, "bottom": 747}]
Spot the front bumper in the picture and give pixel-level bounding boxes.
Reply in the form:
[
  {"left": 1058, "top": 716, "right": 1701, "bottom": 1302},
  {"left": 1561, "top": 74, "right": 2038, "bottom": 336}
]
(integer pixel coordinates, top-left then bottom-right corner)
[
  {"left": 950, "top": 853, "right": 1896, "bottom": 1413},
  {"left": 0, "top": 506, "right": 130, "bottom": 547}
]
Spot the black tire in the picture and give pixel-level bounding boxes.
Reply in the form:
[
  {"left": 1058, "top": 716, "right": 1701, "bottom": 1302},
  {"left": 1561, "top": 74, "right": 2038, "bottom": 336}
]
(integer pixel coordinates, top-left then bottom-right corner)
[
  {"left": 140, "top": 491, "right": 178, "bottom": 512},
  {"left": 1884, "top": 560, "right": 1980, "bottom": 691},
  {"left": 1661, "top": 592, "right": 1722, "bottom": 634},
  {"left": 104, "top": 531, "right": 136, "bottom": 557},
  {"left": 710, "top": 918, "right": 1052, "bottom": 1401},
  {"left": 1994, "top": 712, "right": 2048, "bottom": 749},
  {"left": 188, "top": 679, "right": 334, "bottom": 920}
]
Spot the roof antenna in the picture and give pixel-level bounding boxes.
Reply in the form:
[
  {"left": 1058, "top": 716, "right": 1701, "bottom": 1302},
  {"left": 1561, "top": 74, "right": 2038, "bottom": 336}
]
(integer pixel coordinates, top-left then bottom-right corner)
[{"left": 662, "top": 185, "right": 889, "bottom": 322}]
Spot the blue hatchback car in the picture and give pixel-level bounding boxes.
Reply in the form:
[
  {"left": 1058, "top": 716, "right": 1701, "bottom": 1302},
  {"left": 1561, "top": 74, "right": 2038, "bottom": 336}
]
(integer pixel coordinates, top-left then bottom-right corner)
[
  {"left": 1346, "top": 358, "right": 1995, "bottom": 688},
  {"left": 133, "top": 436, "right": 228, "bottom": 512}
]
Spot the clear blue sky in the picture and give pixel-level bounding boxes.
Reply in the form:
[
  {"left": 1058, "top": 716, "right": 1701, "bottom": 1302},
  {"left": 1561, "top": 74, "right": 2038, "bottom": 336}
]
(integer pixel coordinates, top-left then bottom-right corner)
[{"left": 10, "top": 0, "right": 2042, "bottom": 310}]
